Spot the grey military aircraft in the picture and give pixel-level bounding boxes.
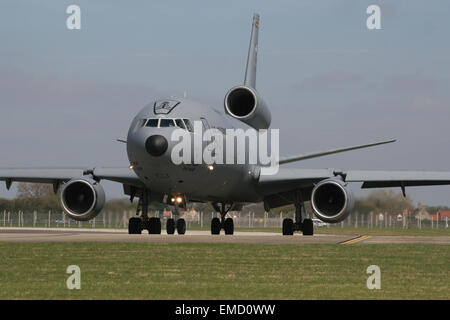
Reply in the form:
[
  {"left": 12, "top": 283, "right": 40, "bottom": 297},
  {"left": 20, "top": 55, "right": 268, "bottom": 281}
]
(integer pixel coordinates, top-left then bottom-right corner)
[{"left": 2, "top": 14, "right": 450, "bottom": 236}]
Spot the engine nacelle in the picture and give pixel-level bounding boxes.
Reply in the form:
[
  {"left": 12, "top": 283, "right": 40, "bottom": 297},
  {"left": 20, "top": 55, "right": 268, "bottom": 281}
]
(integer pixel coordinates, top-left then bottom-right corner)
[
  {"left": 61, "top": 177, "right": 105, "bottom": 221},
  {"left": 224, "top": 85, "right": 271, "bottom": 130},
  {"left": 311, "top": 178, "right": 354, "bottom": 223}
]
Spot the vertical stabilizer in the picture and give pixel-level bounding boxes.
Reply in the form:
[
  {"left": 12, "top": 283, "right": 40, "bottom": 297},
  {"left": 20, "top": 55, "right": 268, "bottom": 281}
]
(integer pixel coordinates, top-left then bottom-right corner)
[{"left": 244, "top": 13, "right": 260, "bottom": 89}]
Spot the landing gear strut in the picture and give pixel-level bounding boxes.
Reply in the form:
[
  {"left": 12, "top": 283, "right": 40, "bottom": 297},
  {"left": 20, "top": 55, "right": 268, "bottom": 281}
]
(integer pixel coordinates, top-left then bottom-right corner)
[
  {"left": 211, "top": 203, "right": 234, "bottom": 235},
  {"left": 282, "top": 191, "right": 314, "bottom": 236},
  {"left": 166, "top": 200, "right": 186, "bottom": 235},
  {"left": 129, "top": 189, "right": 162, "bottom": 234},
  {"left": 129, "top": 189, "right": 186, "bottom": 235}
]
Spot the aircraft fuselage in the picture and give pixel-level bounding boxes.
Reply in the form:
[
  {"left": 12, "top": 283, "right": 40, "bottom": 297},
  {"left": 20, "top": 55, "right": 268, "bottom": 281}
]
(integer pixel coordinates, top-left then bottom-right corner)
[{"left": 126, "top": 98, "right": 262, "bottom": 204}]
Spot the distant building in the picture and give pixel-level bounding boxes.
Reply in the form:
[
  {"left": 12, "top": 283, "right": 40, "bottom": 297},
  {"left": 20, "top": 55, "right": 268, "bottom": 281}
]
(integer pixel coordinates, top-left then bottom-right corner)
[
  {"left": 184, "top": 209, "right": 199, "bottom": 221},
  {"left": 368, "top": 209, "right": 410, "bottom": 227},
  {"left": 434, "top": 210, "right": 450, "bottom": 221},
  {"left": 410, "top": 203, "right": 433, "bottom": 221},
  {"left": 370, "top": 209, "right": 409, "bottom": 220},
  {"left": 368, "top": 205, "right": 449, "bottom": 226}
]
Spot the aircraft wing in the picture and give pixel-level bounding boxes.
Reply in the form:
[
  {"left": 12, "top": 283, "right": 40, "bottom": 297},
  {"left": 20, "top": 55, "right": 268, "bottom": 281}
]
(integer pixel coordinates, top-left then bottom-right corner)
[
  {"left": 278, "top": 139, "right": 396, "bottom": 165},
  {"left": 345, "top": 170, "right": 450, "bottom": 189},
  {"left": 257, "top": 168, "right": 450, "bottom": 196},
  {"left": 257, "top": 168, "right": 335, "bottom": 195},
  {"left": 0, "top": 167, "right": 143, "bottom": 191},
  {"left": 92, "top": 167, "right": 144, "bottom": 187}
]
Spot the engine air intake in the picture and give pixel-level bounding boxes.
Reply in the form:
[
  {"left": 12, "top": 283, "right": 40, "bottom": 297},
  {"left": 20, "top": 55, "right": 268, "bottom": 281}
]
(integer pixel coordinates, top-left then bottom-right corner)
[
  {"left": 61, "top": 177, "right": 105, "bottom": 221},
  {"left": 224, "top": 85, "right": 271, "bottom": 130},
  {"left": 311, "top": 178, "right": 354, "bottom": 223}
]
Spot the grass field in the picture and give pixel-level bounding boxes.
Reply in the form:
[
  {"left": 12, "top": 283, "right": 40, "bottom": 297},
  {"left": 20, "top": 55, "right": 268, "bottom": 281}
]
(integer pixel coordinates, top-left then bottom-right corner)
[
  {"left": 310, "top": 226, "right": 450, "bottom": 237},
  {"left": 0, "top": 242, "right": 448, "bottom": 300},
  {"left": 188, "top": 225, "right": 450, "bottom": 236}
]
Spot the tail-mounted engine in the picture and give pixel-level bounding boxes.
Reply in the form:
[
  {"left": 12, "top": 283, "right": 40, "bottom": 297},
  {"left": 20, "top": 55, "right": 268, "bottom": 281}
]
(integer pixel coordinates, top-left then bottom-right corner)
[{"left": 224, "top": 85, "right": 271, "bottom": 130}]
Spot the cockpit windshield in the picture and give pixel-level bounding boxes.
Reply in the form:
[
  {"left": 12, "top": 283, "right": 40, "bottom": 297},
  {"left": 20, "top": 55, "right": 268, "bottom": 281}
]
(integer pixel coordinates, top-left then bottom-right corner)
[
  {"left": 146, "top": 119, "right": 159, "bottom": 127},
  {"left": 175, "top": 119, "right": 186, "bottom": 129},
  {"left": 140, "top": 118, "right": 194, "bottom": 132},
  {"left": 160, "top": 119, "right": 176, "bottom": 127},
  {"left": 183, "top": 119, "right": 193, "bottom": 132}
]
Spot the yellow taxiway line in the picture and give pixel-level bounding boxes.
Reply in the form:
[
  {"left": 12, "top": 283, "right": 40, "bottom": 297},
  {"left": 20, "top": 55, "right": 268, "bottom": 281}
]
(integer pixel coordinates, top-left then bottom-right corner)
[{"left": 340, "top": 235, "right": 372, "bottom": 245}]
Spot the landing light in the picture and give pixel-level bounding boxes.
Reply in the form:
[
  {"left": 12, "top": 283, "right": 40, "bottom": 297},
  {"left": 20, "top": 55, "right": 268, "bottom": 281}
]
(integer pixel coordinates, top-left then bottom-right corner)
[
  {"left": 176, "top": 196, "right": 183, "bottom": 204},
  {"left": 207, "top": 165, "right": 214, "bottom": 171}
]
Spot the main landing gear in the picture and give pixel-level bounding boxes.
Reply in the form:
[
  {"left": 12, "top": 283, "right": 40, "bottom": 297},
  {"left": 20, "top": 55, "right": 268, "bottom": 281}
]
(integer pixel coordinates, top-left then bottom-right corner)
[
  {"left": 211, "top": 203, "right": 234, "bottom": 235},
  {"left": 282, "top": 191, "right": 314, "bottom": 236},
  {"left": 128, "top": 190, "right": 186, "bottom": 235}
]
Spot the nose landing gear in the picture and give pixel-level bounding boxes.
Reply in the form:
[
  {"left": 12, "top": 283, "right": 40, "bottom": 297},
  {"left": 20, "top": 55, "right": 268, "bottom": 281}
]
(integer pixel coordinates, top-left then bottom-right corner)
[
  {"left": 210, "top": 203, "right": 234, "bottom": 235},
  {"left": 167, "top": 201, "right": 186, "bottom": 235},
  {"left": 176, "top": 218, "right": 186, "bottom": 235},
  {"left": 128, "top": 189, "right": 186, "bottom": 235},
  {"left": 166, "top": 218, "right": 175, "bottom": 235},
  {"left": 166, "top": 217, "right": 186, "bottom": 235}
]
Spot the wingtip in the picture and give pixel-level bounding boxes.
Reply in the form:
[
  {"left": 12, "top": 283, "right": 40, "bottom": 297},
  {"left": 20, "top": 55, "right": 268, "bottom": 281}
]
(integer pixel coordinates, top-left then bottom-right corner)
[{"left": 379, "top": 139, "right": 396, "bottom": 144}]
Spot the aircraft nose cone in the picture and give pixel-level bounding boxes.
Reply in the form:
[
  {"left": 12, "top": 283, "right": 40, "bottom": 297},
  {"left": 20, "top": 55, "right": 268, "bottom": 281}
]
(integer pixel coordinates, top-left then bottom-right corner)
[{"left": 145, "top": 135, "right": 168, "bottom": 157}]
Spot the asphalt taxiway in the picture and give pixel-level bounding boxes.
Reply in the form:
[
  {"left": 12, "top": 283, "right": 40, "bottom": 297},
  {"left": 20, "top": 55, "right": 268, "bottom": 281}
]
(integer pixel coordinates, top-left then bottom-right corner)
[{"left": 0, "top": 227, "right": 449, "bottom": 244}]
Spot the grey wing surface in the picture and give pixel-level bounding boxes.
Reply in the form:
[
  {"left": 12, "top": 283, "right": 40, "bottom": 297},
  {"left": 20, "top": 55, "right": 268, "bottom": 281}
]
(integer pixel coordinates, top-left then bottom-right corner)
[
  {"left": 257, "top": 168, "right": 335, "bottom": 196},
  {"left": 257, "top": 168, "right": 450, "bottom": 196},
  {"left": 0, "top": 167, "right": 143, "bottom": 190},
  {"left": 345, "top": 170, "right": 450, "bottom": 188}
]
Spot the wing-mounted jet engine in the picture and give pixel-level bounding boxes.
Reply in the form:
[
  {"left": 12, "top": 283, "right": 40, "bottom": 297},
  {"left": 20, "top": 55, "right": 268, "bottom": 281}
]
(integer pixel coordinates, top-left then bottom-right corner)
[
  {"left": 61, "top": 177, "right": 105, "bottom": 221},
  {"left": 310, "top": 178, "right": 354, "bottom": 223}
]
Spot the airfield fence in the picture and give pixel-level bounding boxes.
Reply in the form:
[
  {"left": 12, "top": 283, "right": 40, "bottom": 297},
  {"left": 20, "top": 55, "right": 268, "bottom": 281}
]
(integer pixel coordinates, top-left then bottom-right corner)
[{"left": 1, "top": 210, "right": 449, "bottom": 231}]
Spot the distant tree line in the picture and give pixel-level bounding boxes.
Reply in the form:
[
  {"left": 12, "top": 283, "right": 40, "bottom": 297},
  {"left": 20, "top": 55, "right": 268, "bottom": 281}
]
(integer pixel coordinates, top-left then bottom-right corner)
[
  {"left": 241, "top": 190, "right": 444, "bottom": 217},
  {"left": 0, "top": 183, "right": 60, "bottom": 213},
  {"left": 0, "top": 183, "right": 158, "bottom": 213}
]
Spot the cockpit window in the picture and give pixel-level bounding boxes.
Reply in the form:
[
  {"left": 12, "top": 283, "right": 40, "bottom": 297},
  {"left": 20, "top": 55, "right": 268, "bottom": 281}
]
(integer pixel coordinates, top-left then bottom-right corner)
[
  {"left": 160, "top": 119, "right": 176, "bottom": 127},
  {"left": 138, "top": 118, "right": 193, "bottom": 132},
  {"left": 135, "top": 119, "right": 147, "bottom": 132},
  {"left": 200, "top": 118, "right": 210, "bottom": 130},
  {"left": 146, "top": 119, "right": 159, "bottom": 127},
  {"left": 183, "top": 119, "right": 194, "bottom": 132},
  {"left": 175, "top": 119, "right": 186, "bottom": 129}
]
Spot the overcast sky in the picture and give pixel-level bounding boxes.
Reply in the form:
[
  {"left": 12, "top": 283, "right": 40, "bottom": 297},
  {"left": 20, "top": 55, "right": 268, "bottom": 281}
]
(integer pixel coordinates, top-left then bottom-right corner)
[{"left": 1, "top": 0, "right": 450, "bottom": 206}]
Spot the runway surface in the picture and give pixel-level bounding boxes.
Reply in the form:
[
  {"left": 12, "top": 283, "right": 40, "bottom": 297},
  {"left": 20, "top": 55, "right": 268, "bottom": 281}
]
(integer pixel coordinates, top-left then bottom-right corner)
[{"left": 1, "top": 227, "right": 449, "bottom": 244}]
